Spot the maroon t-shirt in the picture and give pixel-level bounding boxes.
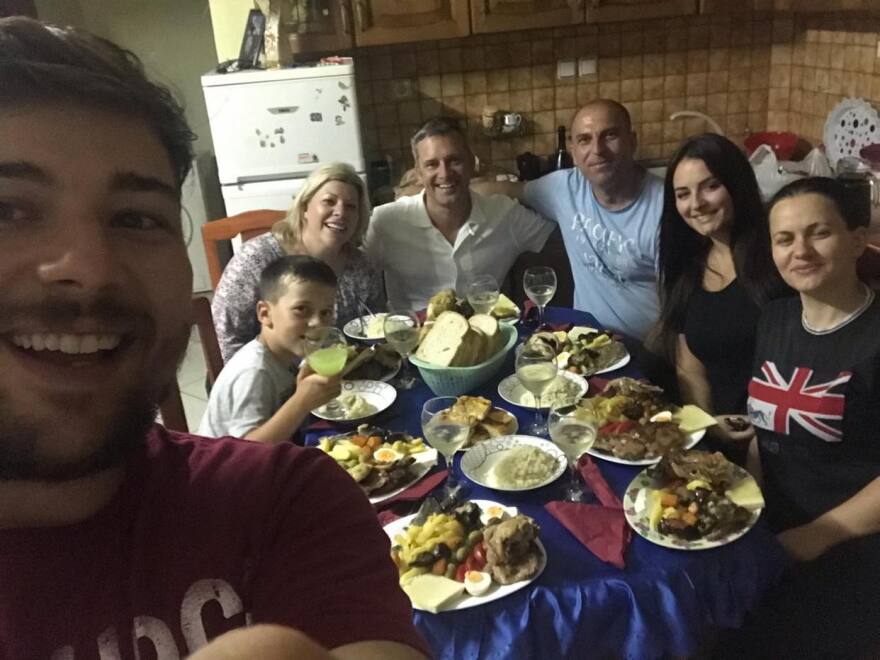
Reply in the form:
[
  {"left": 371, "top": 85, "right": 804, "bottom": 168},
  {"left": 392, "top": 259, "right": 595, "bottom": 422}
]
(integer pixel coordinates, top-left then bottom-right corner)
[{"left": 0, "top": 426, "right": 427, "bottom": 659}]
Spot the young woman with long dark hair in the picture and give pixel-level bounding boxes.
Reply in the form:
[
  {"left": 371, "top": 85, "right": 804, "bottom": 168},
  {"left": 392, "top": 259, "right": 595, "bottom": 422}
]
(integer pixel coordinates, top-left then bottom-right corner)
[{"left": 656, "top": 134, "right": 786, "bottom": 444}]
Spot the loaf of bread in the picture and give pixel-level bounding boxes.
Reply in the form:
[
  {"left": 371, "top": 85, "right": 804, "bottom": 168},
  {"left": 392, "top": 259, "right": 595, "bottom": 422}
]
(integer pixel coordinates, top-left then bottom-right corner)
[
  {"left": 415, "top": 311, "right": 505, "bottom": 367},
  {"left": 468, "top": 314, "right": 502, "bottom": 362},
  {"left": 414, "top": 311, "right": 474, "bottom": 366}
]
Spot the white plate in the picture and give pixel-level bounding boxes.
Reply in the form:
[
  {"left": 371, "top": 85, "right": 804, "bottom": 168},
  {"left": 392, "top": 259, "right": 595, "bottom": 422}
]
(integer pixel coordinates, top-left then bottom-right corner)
[
  {"left": 622, "top": 467, "right": 762, "bottom": 550},
  {"left": 312, "top": 379, "right": 396, "bottom": 422},
  {"left": 460, "top": 435, "right": 566, "bottom": 491},
  {"left": 343, "top": 313, "right": 389, "bottom": 341},
  {"left": 497, "top": 371, "right": 589, "bottom": 410},
  {"left": 383, "top": 499, "right": 547, "bottom": 612},
  {"left": 370, "top": 447, "right": 439, "bottom": 505},
  {"left": 587, "top": 428, "right": 705, "bottom": 467},
  {"left": 558, "top": 327, "right": 631, "bottom": 375}
]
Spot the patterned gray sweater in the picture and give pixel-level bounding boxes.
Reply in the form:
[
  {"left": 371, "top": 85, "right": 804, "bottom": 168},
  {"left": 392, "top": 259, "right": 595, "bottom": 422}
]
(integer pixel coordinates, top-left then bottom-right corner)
[{"left": 211, "top": 233, "right": 385, "bottom": 362}]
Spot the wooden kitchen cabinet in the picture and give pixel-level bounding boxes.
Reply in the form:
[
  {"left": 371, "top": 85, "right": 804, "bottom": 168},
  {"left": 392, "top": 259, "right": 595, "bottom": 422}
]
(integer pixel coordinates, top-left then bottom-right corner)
[
  {"left": 351, "top": 0, "right": 470, "bottom": 47},
  {"left": 283, "top": 0, "right": 353, "bottom": 55},
  {"left": 773, "top": 0, "right": 878, "bottom": 10},
  {"left": 585, "top": 0, "right": 696, "bottom": 23},
  {"left": 471, "top": 0, "right": 583, "bottom": 34},
  {"left": 700, "top": 0, "right": 773, "bottom": 13}
]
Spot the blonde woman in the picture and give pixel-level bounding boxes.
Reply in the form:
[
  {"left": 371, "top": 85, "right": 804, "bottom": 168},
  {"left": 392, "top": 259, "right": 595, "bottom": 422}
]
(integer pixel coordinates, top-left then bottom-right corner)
[{"left": 212, "top": 163, "right": 384, "bottom": 362}]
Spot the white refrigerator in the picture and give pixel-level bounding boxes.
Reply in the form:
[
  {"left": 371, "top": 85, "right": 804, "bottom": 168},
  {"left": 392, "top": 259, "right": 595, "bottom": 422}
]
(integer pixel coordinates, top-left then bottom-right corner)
[{"left": 201, "top": 63, "right": 365, "bottom": 216}]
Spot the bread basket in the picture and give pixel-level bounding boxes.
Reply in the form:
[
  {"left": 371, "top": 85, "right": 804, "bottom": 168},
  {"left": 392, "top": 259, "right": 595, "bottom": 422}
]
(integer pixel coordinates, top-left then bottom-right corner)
[{"left": 409, "top": 324, "right": 517, "bottom": 396}]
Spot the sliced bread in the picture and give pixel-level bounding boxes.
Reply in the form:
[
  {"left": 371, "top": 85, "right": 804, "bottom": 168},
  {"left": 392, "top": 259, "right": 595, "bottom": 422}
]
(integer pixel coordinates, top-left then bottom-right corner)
[
  {"left": 468, "top": 314, "right": 502, "bottom": 362},
  {"left": 414, "top": 311, "right": 472, "bottom": 367}
]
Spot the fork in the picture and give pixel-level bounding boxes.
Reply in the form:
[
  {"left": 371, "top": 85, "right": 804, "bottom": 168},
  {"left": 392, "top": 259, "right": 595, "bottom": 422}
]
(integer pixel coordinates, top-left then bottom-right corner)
[{"left": 356, "top": 295, "right": 376, "bottom": 335}]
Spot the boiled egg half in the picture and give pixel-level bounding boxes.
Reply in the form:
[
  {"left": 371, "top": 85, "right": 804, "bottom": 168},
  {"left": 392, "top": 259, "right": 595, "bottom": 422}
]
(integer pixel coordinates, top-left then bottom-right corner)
[
  {"left": 372, "top": 447, "right": 403, "bottom": 463},
  {"left": 480, "top": 504, "right": 517, "bottom": 526},
  {"left": 464, "top": 571, "right": 492, "bottom": 596}
]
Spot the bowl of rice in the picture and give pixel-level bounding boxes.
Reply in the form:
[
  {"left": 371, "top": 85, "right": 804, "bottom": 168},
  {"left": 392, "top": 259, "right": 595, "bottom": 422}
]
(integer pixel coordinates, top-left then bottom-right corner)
[{"left": 460, "top": 435, "right": 566, "bottom": 491}]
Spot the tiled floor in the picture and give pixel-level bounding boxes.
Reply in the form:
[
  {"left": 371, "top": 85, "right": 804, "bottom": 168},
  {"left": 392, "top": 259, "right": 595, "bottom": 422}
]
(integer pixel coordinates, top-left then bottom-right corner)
[{"left": 175, "top": 329, "right": 209, "bottom": 430}]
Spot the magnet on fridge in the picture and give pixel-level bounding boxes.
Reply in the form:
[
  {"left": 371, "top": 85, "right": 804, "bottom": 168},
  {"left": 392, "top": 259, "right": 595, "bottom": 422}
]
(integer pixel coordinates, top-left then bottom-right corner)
[
  {"left": 298, "top": 153, "right": 317, "bottom": 164},
  {"left": 310, "top": 112, "right": 323, "bottom": 122}
]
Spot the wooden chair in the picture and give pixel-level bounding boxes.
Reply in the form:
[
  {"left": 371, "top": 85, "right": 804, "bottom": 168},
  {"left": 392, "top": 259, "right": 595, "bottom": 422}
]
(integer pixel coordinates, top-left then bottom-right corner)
[
  {"left": 201, "top": 209, "right": 286, "bottom": 288},
  {"left": 158, "top": 296, "right": 225, "bottom": 433}
]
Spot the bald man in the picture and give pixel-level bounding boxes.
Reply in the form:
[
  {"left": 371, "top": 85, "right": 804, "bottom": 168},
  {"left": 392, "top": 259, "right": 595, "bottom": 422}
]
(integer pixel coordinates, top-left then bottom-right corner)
[{"left": 522, "top": 100, "right": 663, "bottom": 342}]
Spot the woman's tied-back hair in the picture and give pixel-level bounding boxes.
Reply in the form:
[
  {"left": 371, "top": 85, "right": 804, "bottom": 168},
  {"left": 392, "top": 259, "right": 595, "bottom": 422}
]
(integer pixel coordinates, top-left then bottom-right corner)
[
  {"left": 0, "top": 16, "right": 195, "bottom": 191},
  {"left": 258, "top": 255, "right": 338, "bottom": 304},
  {"left": 272, "top": 162, "right": 371, "bottom": 251},
  {"left": 655, "top": 133, "right": 787, "bottom": 360},
  {"left": 769, "top": 176, "right": 869, "bottom": 230}
]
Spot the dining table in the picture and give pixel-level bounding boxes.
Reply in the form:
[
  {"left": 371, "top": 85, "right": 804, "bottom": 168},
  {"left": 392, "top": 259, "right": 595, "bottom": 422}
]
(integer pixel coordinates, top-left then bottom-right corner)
[{"left": 305, "top": 307, "right": 790, "bottom": 660}]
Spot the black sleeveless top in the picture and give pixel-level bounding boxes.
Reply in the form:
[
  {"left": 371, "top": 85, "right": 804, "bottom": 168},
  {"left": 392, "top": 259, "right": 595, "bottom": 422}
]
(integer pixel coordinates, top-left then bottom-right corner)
[{"left": 682, "top": 279, "right": 760, "bottom": 414}]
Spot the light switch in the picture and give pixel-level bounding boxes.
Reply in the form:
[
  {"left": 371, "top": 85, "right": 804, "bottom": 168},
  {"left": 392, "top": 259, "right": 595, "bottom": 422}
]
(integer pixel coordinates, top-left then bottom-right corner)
[
  {"left": 578, "top": 58, "right": 597, "bottom": 76},
  {"left": 557, "top": 60, "right": 576, "bottom": 79}
]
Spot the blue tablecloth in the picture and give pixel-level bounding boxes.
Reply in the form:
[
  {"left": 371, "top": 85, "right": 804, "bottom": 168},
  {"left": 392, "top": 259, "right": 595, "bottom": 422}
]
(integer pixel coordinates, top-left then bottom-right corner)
[{"left": 306, "top": 307, "right": 789, "bottom": 660}]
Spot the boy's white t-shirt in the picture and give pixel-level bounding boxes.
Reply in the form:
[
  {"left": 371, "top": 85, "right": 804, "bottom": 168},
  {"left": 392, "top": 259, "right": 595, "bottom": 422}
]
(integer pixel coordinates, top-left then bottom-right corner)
[{"left": 197, "top": 338, "right": 298, "bottom": 439}]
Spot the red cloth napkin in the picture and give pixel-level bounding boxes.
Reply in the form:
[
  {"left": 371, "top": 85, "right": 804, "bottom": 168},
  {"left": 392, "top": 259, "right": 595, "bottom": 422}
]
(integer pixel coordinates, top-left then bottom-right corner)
[
  {"left": 377, "top": 509, "right": 400, "bottom": 526},
  {"left": 544, "top": 456, "right": 631, "bottom": 569},
  {"left": 374, "top": 470, "right": 448, "bottom": 510},
  {"left": 304, "top": 419, "right": 335, "bottom": 431}
]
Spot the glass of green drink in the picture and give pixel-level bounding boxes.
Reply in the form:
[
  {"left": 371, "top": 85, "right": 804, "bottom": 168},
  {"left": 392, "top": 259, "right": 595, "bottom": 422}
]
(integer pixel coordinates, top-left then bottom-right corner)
[{"left": 303, "top": 327, "right": 348, "bottom": 419}]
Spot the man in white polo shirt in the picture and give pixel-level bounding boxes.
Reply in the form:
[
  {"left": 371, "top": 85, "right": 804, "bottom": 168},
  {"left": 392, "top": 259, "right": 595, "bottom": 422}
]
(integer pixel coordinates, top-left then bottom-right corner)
[{"left": 364, "top": 117, "right": 554, "bottom": 311}]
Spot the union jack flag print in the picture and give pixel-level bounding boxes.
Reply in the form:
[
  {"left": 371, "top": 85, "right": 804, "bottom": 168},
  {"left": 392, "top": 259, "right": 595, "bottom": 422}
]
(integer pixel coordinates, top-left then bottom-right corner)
[{"left": 748, "top": 362, "right": 852, "bottom": 443}]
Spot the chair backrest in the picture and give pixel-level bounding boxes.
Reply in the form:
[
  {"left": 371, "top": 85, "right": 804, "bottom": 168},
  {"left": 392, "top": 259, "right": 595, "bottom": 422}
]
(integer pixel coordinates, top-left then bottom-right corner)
[
  {"left": 158, "top": 296, "right": 224, "bottom": 433},
  {"left": 201, "top": 209, "right": 286, "bottom": 288}
]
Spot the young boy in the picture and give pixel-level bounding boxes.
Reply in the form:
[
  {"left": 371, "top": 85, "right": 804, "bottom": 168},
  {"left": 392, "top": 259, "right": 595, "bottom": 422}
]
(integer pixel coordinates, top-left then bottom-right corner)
[{"left": 199, "top": 255, "right": 343, "bottom": 443}]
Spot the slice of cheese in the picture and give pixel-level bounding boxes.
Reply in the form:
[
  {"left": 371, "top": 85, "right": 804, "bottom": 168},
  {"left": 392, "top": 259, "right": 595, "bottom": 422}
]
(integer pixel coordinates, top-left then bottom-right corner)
[
  {"left": 492, "top": 293, "right": 519, "bottom": 319},
  {"left": 725, "top": 478, "right": 765, "bottom": 511},
  {"left": 402, "top": 575, "right": 466, "bottom": 613},
  {"left": 674, "top": 405, "right": 719, "bottom": 434}
]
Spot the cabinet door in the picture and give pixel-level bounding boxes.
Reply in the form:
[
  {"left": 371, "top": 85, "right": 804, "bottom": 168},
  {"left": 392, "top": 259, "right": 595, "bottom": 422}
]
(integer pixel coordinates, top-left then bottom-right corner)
[
  {"left": 775, "top": 0, "right": 875, "bottom": 10},
  {"left": 472, "top": 0, "right": 584, "bottom": 34},
  {"left": 352, "top": 0, "right": 470, "bottom": 47},
  {"left": 701, "top": 0, "right": 773, "bottom": 12},
  {"left": 283, "top": 0, "right": 354, "bottom": 54},
  {"left": 586, "top": 0, "right": 696, "bottom": 23}
]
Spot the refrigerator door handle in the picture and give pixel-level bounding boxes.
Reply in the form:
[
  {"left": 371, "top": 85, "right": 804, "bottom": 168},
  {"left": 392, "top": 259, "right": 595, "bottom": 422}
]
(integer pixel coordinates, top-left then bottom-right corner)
[{"left": 267, "top": 106, "right": 299, "bottom": 115}]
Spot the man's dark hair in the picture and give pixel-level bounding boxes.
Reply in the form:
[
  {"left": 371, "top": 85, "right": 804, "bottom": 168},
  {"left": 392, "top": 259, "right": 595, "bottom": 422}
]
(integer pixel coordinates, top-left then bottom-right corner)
[
  {"left": 258, "top": 255, "right": 338, "bottom": 303},
  {"left": 769, "top": 176, "right": 869, "bottom": 230},
  {"left": 410, "top": 116, "right": 469, "bottom": 160},
  {"left": 0, "top": 17, "right": 195, "bottom": 190}
]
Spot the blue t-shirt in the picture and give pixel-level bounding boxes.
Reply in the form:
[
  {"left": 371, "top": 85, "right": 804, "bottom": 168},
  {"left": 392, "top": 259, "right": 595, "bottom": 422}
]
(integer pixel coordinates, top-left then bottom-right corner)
[{"left": 523, "top": 169, "right": 663, "bottom": 340}]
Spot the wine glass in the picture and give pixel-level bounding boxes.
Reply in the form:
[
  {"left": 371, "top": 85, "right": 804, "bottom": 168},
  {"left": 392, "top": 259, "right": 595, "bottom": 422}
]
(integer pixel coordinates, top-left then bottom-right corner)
[
  {"left": 549, "top": 404, "right": 598, "bottom": 502},
  {"left": 523, "top": 266, "right": 557, "bottom": 327},
  {"left": 421, "top": 396, "right": 471, "bottom": 498},
  {"left": 466, "top": 274, "right": 500, "bottom": 315},
  {"left": 302, "top": 326, "right": 348, "bottom": 419},
  {"left": 515, "top": 341, "right": 558, "bottom": 436},
  {"left": 383, "top": 309, "right": 421, "bottom": 390}
]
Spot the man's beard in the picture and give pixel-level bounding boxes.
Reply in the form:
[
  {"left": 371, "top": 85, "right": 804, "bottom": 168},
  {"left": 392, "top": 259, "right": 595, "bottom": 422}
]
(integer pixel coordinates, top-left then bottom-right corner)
[
  {"left": 0, "top": 294, "right": 191, "bottom": 482},
  {"left": 0, "top": 388, "right": 158, "bottom": 481}
]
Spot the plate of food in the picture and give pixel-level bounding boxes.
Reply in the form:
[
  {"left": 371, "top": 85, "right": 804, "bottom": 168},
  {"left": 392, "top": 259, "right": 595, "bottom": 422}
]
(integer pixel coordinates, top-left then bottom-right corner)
[
  {"left": 460, "top": 435, "right": 566, "bottom": 491},
  {"left": 426, "top": 289, "right": 521, "bottom": 326},
  {"left": 497, "top": 371, "right": 588, "bottom": 410},
  {"left": 343, "top": 344, "right": 401, "bottom": 382},
  {"left": 438, "top": 395, "right": 519, "bottom": 450},
  {"left": 528, "top": 327, "right": 630, "bottom": 376},
  {"left": 318, "top": 425, "right": 438, "bottom": 504},
  {"left": 385, "top": 499, "right": 546, "bottom": 612},
  {"left": 576, "top": 378, "right": 714, "bottom": 466},
  {"left": 343, "top": 313, "right": 389, "bottom": 342},
  {"left": 623, "top": 449, "right": 764, "bottom": 550},
  {"left": 311, "top": 379, "right": 396, "bottom": 422}
]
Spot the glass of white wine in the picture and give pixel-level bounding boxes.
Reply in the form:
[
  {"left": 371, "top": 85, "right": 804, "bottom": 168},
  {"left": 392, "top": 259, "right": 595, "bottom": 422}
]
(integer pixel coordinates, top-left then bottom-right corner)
[
  {"left": 466, "top": 274, "right": 500, "bottom": 315},
  {"left": 549, "top": 404, "right": 598, "bottom": 502},
  {"left": 515, "top": 341, "right": 558, "bottom": 436},
  {"left": 383, "top": 309, "right": 421, "bottom": 390},
  {"left": 523, "top": 266, "right": 557, "bottom": 327},
  {"left": 303, "top": 326, "right": 348, "bottom": 419},
  {"left": 421, "top": 396, "right": 471, "bottom": 497}
]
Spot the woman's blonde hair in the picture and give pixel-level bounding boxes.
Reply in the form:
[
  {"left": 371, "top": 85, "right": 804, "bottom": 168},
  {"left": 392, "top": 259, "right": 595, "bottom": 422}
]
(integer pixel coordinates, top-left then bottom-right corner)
[{"left": 272, "top": 162, "right": 371, "bottom": 251}]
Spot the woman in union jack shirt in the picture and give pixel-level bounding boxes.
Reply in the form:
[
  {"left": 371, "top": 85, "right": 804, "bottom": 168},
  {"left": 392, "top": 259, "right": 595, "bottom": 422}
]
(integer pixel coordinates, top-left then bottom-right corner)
[{"left": 722, "top": 178, "right": 880, "bottom": 658}]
